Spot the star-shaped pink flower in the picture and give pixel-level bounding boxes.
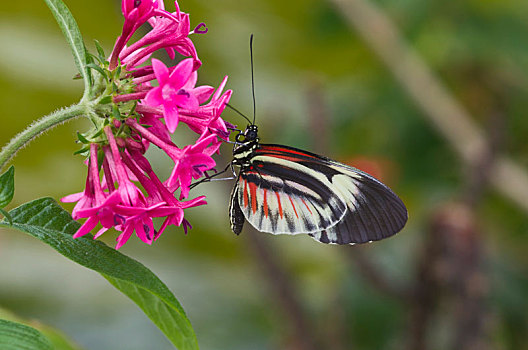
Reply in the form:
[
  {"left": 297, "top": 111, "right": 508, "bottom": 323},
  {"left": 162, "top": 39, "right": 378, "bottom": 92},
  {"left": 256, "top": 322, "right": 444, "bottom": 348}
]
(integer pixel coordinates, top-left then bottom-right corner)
[{"left": 144, "top": 58, "right": 199, "bottom": 133}]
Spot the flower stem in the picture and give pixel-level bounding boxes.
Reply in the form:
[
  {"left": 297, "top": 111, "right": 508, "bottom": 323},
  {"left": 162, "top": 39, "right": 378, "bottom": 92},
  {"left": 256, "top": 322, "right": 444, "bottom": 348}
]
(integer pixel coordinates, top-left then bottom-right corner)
[{"left": 0, "top": 103, "right": 88, "bottom": 171}]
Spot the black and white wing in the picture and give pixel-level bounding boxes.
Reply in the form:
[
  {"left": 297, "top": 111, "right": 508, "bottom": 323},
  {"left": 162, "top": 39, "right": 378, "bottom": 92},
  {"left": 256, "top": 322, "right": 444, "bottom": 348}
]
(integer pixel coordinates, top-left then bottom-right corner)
[
  {"left": 229, "top": 144, "right": 408, "bottom": 244},
  {"left": 230, "top": 162, "right": 349, "bottom": 235},
  {"left": 309, "top": 161, "right": 407, "bottom": 244}
]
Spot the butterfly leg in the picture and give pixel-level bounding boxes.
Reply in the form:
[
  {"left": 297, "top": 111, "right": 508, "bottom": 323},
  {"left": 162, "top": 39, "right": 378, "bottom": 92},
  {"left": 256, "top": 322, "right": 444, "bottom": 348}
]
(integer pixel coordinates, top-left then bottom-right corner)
[
  {"left": 205, "top": 166, "right": 238, "bottom": 183},
  {"left": 189, "top": 163, "right": 234, "bottom": 190},
  {"left": 224, "top": 140, "right": 243, "bottom": 145},
  {"left": 208, "top": 175, "right": 237, "bottom": 182},
  {"left": 230, "top": 163, "right": 237, "bottom": 178}
]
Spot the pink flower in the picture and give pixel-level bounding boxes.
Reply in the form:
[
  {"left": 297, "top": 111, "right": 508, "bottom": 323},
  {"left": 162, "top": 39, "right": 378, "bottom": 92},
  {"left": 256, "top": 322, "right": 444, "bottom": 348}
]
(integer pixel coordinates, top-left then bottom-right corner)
[
  {"left": 74, "top": 191, "right": 123, "bottom": 240},
  {"left": 67, "top": 144, "right": 123, "bottom": 240},
  {"left": 113, "top": 202, "right": 163, "bottom": 248},
  {"left": 63, "top": 134, "right": 210, "bottom": 249},
  {"left": 138, "top": 112, "right": 172, "bottom": 144},
  {"left": 65, "top": 0, "right": 234, "bottom": 249},
  {"left": 111, "top": 0, "right": 162, "bottom": 69},
  {"left": 144, "top": 58, "right": 199, "bottom": 133},
  {"left": 125, "top": 119, "right": 220, "bottom": 199},
  {"left": 182, "top": 71, "right": 216, "bottom": 104},
  {"left": 61, "top": 175, "right": 94, "bottom": 220},
  {"left": 154, "top": 198, "right": 205, "bottom": 238},
  {"left": 111, "top": 0, "right": 198, "bottom": 70},
  {"left": 179, "top": 76, "right": 233, "bottom": 139},
  {"left": 166, "top": 133, "right": 220, "bottom": 198},
  {"left": 103, "top": 127, "right": 142, "bottom": 206},
  {"left": 121, "top": 0, "right": 159, "bottom": 23},
  {"left": 124, "top": 6, "right": 200, "bottom": 67}
]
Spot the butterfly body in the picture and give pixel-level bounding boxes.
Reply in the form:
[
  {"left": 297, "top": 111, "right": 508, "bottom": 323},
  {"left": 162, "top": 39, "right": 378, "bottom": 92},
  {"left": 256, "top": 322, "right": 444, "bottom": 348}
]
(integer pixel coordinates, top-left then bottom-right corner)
[{"left": 229, "top": 125, "right": 408, "bottom": 245}]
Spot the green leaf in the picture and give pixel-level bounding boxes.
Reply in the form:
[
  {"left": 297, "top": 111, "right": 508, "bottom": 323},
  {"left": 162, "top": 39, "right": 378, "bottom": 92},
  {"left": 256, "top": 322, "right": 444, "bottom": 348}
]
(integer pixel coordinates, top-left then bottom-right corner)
[
  {"left": 0, "top": 209, "right": 12, "bottom": 225},
  {"left": 99, "top": 96, "right": 113, "bottom": 104},
  {"left": 0, "top": 198, "right": 199, "bottom": 350},
  {"left": 112, "top": 105, "right": 122, "bottom": 119},
  {"left": 43, "top": 0, "right": 93, "bottom": 96},
  {"left": 0, "top": 166, "right": 14, "bottom": 208},
  {"left": 94, "top": 40, "right": 106, "bottom": 61},
  {"left": 73, "top": 146, "right": 89, "bottom": 156},
  {"left": 37, "top": 325, "right": 83, "bottom": 350},
  {"left": 76, "top": 132, "right": 89, "bottom": 144},
  {"left": 86, "top": 63, "right": 108, "bottom": 82},
  {"left": 0, "top": 319, "right": 53, "bottom": 350},
  {"left": 87, "top": 52, "right": 103, "bottom": 65},
  {"left": 0, "top": 308, "right": 83, "bottom": 350}
]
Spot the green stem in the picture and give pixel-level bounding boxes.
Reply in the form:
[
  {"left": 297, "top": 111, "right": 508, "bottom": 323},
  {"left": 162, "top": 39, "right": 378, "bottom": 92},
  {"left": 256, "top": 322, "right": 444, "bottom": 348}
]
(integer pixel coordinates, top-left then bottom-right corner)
[{"left": 0, "top": 103, "right": 89, "bottom": 171}]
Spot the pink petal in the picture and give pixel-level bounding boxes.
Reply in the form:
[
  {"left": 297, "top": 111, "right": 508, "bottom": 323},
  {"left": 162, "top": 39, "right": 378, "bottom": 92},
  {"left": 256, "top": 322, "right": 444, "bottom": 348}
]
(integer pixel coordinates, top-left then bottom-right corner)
[
  {"left": 192, "top": 134, "right": 217, "bottom": 153},
  {"left": 189, "top": 153, "right": 216, "bottom": 171},
  {"left": 61, "top": 192, "right": 84, "bottom": 202},
  {"left": 163, "top": 105, "right": 180, "bottom": 133},
  {"left": 169, "top": 58, "right": 194, "bottom": 88},
  {"left": 137, "top": 219, "right": 155, "bottom": 244},
  {"left": 144, "top": 86, "right": 163, "bottom": 106},
  {"left": 121, "top": 0, "right": 133, "bottom": 15},
  {"left": 182, "top": 71, "right": 198, "bottom": 90},
  {"left": 213, "top": 76, "right": 229, "bottom": 100},
  {"left": 178, "top": 171, "right": 193, "bottom": 198},
  {"left": 115, "top": 204, "right": 149, "bottom": 216},
  {"left": 193, "top": 86, "right": 215, "bottom": 104},
  {"left": 94, "top": 227, "right": 109, "bottom": 239},
  {"left": 73, "top": 216, "right": 99, "bottom": 238},
  {"left": 115, "top": 225, "right": 134, "bottom": 250},
  {"left": 152, "top": 59, "right": 169, "bottom": 84},
  {"left": 182, "top": 196, "right": 208, "bottom": 208}
]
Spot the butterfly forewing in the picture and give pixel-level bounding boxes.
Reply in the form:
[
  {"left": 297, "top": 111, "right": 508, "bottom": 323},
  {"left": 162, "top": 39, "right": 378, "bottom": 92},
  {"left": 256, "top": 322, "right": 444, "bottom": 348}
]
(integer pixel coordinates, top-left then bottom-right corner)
[
  {"left": 310, "top": 162, "right": 408, "bottom": 244},
  {"left": 232, "top": 143, "right": 407, "bottom": 244}
]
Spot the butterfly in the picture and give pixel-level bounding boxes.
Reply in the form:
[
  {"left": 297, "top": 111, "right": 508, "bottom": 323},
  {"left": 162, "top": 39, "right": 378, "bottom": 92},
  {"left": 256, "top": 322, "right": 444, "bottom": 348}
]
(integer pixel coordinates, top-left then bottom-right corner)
[{"left": 228, "top": 124, "right": 408, "bottom": 245}]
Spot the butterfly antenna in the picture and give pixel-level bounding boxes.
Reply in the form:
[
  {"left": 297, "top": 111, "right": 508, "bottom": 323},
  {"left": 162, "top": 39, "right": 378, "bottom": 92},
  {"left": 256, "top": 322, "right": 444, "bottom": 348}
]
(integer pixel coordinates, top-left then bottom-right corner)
[
  {"left": 250, "top": 34, "right": 257, "bottom": 125},
  {"left": 226, "top": 103, "right": 252, "bottom": 125}
]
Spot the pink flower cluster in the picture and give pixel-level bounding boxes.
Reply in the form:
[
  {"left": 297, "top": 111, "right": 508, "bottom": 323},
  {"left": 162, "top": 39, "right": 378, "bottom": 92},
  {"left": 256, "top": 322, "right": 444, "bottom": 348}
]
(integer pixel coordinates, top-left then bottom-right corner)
[{"left": 62, "top": 0, "right": 233, "bottom": 249}]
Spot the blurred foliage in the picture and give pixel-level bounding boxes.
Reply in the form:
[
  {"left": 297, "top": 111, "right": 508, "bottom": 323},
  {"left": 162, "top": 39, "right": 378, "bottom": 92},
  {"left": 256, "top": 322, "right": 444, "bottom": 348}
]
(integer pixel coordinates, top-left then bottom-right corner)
[
  {"left": 0, "top": 0, "right": 527, "bottom": 349},
  {"left": 0, "top": 307, "right": 81, "bottom": 350}
]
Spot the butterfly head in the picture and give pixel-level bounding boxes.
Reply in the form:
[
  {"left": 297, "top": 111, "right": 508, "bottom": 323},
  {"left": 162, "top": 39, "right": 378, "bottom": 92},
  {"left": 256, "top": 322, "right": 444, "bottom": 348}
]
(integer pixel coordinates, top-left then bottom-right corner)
[
  {"left": 235, "top": 124, "right": 259, "bottom": 144},
  {"left": 233, "top": 125, "right": 259, "bottom": 164}
]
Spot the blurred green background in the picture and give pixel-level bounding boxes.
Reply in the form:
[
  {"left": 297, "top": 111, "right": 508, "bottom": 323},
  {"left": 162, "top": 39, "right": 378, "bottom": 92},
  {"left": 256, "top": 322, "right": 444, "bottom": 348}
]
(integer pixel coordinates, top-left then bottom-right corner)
[{"left": 1, "top": 0, "right": 528, "bottom": 349}]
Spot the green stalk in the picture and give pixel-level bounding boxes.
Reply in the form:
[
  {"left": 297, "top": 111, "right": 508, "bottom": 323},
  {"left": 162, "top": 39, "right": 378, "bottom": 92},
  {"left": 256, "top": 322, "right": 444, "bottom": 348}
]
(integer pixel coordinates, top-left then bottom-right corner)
[{"left": 0, "top": 103, "right": 89, "bottom": 171}]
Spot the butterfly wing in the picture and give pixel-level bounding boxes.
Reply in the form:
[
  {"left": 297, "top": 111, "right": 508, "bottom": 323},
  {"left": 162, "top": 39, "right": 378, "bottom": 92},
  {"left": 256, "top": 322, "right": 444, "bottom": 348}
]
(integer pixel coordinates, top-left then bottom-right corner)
[
  {"left": 309, "top": 161, "right": 408, "bottom": 244},
  {"left": 229, "top": 178, "right": 245, "bottom": 235},
  {"left": 231, "top": 144, "right": 407, "bottom": 244},
  {"left": 232, "top": 145, "right": 349, "bottom": 234}
]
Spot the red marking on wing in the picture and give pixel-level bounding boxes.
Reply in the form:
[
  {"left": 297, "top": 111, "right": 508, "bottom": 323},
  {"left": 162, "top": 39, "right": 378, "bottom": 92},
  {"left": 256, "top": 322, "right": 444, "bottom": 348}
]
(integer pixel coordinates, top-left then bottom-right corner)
[
  {"left": 288, "top": 195, "right": 299, "bottom": 218},
  {"left": 264, "top": 154, "right": 305, "bottom": 162},
  {"left": 243, "top": 179, "right": 249, "bottom": 208},
  {"left": 259, "top": 145, "right": 318, "bottom": 159},
  {"left": 249, "top": 181, "right": 257, "bottom": 214},
  {"left": 276, "top": 192, "right": 283, "bottom": 218},
  {"left": 263, "top": 189, "right": 269, "bottom": 218},
  {"left": 301, "top": 198, "right": 312, "bottom": 214}
]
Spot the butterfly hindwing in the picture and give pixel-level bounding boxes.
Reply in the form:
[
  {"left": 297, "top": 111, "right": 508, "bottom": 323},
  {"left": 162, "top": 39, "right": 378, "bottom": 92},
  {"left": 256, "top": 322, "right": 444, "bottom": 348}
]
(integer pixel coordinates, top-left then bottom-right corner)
[
  {"left": 235, "top": 155, "right": 348, "bottom": 234},
  {"left": 229, "top": 179, "right": 245, "bottom": 235}
]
